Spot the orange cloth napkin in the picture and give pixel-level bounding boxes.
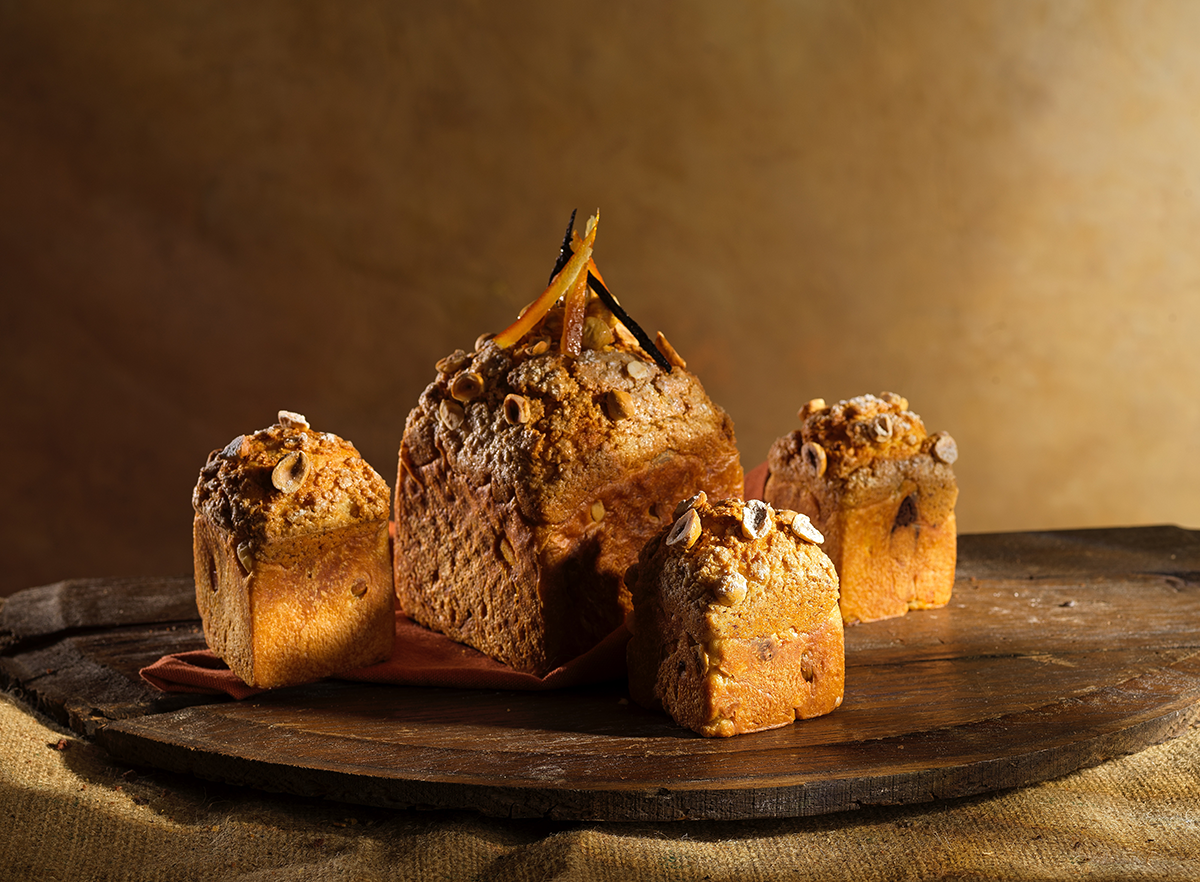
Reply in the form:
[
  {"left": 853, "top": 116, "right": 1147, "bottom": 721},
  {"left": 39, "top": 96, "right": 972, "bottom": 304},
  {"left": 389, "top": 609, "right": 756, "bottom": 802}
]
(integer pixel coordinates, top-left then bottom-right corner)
[{"left": 140, "top": 611, "right": 632, "bottom": 698}]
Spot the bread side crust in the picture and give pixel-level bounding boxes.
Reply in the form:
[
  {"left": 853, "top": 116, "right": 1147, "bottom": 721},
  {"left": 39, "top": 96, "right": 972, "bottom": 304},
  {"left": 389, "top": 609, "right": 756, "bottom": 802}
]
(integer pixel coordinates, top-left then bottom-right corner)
[
  {"left": 194, "top": 514, "right": 394, "bottom": 688},
  {"left": 193, "top": 512, "right": 254, "bottom": 679},
  {"left": 396, "top": 434, "right": 743, "bottom": 675}
]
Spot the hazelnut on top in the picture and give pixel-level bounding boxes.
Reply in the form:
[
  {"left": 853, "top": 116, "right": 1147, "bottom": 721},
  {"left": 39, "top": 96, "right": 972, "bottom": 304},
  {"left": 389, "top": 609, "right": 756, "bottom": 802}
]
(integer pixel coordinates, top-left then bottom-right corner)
[{"left": 193, "top": 410, "right": 391, "bottom": 548}]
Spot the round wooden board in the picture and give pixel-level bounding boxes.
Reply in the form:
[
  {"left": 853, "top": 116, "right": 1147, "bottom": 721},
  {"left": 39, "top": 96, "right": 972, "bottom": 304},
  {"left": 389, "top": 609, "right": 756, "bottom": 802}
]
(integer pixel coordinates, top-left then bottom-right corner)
[{"left": 6, "top": 528, "right": 1200, "bottom": 821}]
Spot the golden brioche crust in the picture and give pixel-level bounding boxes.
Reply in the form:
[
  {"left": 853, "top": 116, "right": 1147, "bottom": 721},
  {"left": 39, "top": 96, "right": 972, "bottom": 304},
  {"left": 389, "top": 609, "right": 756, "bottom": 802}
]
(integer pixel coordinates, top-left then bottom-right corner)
[
  {"left": 395, "top": 312, "right": 743, "bottom": 676},
  {"left": 626, "top": 496, "right": 844, "bottom": 737}
]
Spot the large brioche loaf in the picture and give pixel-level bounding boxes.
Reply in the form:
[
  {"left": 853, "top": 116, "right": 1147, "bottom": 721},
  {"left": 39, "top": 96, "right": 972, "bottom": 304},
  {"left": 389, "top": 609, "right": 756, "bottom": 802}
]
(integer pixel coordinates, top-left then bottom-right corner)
[
  {"left": 394, "top": 224, "right": 744, "bottom": 677},
  {"left": 192, "top": 411, "right": 395, "bottom": 688},
  {"left": 395, "top": 333, "right": 743, "bottom": 676}
]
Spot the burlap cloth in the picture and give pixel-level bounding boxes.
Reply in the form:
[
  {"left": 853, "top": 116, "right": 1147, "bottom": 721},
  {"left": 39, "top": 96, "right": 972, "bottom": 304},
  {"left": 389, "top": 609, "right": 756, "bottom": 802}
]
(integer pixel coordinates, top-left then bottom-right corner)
[{"left": 4, "top": 692, "right": 1198, "bottom": 880}]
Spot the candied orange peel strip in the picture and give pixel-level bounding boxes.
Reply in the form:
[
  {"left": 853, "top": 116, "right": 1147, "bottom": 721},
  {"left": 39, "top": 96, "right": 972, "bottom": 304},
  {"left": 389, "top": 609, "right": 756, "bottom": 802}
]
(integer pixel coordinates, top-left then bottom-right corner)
[
  {"left": 559, "top": 247, "right": 590, "bottom": 355},
  {"left": 586, "top": 258, "right": 607, "bottom": 289},
  {"left": 494, "top": 212, "right": 599, "bottom": 349}
]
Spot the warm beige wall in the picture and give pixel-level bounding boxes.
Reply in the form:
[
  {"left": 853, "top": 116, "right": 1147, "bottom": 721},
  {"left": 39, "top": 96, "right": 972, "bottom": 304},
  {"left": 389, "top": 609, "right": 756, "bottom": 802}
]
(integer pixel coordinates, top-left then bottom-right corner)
[{"left": 2, "top": 2, "right": 1198, "bottom": 596}]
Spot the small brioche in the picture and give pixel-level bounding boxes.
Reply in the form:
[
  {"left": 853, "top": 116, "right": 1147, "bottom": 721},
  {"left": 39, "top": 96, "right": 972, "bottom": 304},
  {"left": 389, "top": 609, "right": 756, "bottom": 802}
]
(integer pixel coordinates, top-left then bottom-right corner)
[
  {"left": 764, "top": 393, "right": 958, "bottom": 624},
  {"left": 192, "top": 411, "right": 394, "bottom": 688},
  {"left": 626, "top": 495, "right": 844, "bottom": 737}
]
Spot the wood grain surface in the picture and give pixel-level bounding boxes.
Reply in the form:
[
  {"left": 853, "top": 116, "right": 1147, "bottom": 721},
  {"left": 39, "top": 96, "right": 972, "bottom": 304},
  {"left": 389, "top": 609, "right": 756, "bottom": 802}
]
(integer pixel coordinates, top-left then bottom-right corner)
[{"left": 3, "top": 527, "right": 1200, "bottom": 821}]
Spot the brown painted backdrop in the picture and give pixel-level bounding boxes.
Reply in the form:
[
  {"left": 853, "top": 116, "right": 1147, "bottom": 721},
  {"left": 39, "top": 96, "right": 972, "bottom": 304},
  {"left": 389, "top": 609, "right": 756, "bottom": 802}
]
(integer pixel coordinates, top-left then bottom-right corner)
[{"left": 3, "top": 2, "right": 1198, "bottom": 597}]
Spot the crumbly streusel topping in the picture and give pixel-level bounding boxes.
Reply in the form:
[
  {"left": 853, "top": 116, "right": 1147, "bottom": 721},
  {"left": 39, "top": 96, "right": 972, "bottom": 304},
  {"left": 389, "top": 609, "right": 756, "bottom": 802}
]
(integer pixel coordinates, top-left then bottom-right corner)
[
  {"left": 629, "top": 496, "right": 837, "bottom": 642},
  {"left": 193, "top": 411, "right": 390, "bottom": 545},
  {"left": 399, "top": 305, "right": 736, "bottom": 524},
  {"left": 783, "top": 392, "right": 930, "bottom": 479}
]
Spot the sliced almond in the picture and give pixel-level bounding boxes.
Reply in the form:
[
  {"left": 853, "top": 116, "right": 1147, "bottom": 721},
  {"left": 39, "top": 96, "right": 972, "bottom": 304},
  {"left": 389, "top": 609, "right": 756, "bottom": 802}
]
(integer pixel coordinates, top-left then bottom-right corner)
[
  {"left": 655, "top": 331, "right": 687, "bottom": 369},
  {"left": 590, "top": 501, "right": 606, "bottom": 523},
  {"left": 613, "top": 322, "right": 638, "bottom": 347}
]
